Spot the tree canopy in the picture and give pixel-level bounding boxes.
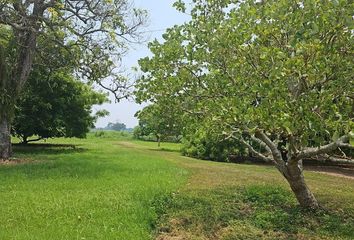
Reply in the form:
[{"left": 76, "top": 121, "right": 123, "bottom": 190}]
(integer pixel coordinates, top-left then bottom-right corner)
[
  {"left": 134, "top": 104, "right": 183, "bottom": 146},
  {"left": 12, "top": 68, "right": 108, "bottom": 144},
  {"left": 0, "top": 0, "right": 146, "bottom": 100},
  {"left": 136, "top": 0, "right": 354, "bottom": 208}
]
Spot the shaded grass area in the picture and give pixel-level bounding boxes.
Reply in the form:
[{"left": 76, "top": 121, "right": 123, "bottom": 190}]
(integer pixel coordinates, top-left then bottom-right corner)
[{"left": 0, "top": 136, "right": 187, "bottom": 240}]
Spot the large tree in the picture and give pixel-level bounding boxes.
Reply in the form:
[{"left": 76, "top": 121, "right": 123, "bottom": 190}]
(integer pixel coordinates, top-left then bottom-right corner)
[
  {"left": 0, "top": 0, "right": 147, "bottom": 159},
  {"left": 136, "top": 0, "right": 354, "bottom": 209},
  {"left": 10, "top": 25, "right": 108, "bottom": 144},
  {"left": 12, "top": 68, "right": 108, "bottom": 144}
]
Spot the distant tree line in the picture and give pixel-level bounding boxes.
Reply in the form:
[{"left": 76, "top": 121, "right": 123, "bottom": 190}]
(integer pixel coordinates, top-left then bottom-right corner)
[{"left": 103, "top": 122, "right": 128, "bottom": 131}]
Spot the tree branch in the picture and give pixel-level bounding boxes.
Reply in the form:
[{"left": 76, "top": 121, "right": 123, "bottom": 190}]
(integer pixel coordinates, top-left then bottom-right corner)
[
  {"left": 339, "top": 142, "right": 354, "bottom": 150},
  {"left": 239, "top": 137, "right": 275, "bottom": 164},
  {"left": 250, "top": 135, "right": 271, "bottom": 154},
  {"left": 21, "top": 137, "right": 43, "bottom": 144},
  {"left": 255, "top": 130, "right": 284, "bottom": 163},
  {"left": 297, "top": 135, "right": 350, "bottom": 159}
]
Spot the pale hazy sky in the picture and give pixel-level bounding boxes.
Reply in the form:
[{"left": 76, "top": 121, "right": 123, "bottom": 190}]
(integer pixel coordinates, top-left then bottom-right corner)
[{"left": 95, "top": 1, "right": 191, "bottom": 128}]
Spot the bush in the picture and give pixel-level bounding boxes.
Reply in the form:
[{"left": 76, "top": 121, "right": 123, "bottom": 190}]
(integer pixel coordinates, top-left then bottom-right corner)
[
  {"left": 181, "top": 127, "right": 247, "bottom": 162},
  {"left": 94, "top": 131, "right": 105, "bottom": 137}
]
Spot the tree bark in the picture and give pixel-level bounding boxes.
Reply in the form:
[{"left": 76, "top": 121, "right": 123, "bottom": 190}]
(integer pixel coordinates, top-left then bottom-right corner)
[
  {"left": 254, "top": 131, "right": 319, "bottom": 209},
  {"left": 240, "top": 131, "right": 351, "bottom": 209},
  {"left": 0, "top": 113, "right": 12, "bottom": 159},
  {"left": 283, "top": 161, "right": 319, "bottom": 209}
]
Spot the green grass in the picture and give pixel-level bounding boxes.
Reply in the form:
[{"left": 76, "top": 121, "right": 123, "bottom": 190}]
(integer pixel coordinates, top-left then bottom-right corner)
[
  {"left": 131, "top": 140, "right": 182, "bottom": 152},
  {"left": 0, "top": 135, "right": 187, "bottom": 240},
  {"left": 128, "top": 138, "right": 354, "bottom": 239},
  {"left": 153, "top": 185, "right": 354, "bottom": 239},
  {"left": 1, "top": 133, "right": 354, "bottom": 239}
]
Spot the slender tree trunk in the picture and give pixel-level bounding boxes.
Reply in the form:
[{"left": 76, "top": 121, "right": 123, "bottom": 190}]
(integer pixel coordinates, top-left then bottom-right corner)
[
  {"left": 157, "top": 136, "right": 161, "bottom": 147},
  {"left": 0, "top": 46, "right": 11, "bottom": 160},
  {"left": 283, "top": 161, "right": 319, "bottom": 209},
  {"left": 0, "top": 112, "right": 12, "bottom": 159},
  {"left": 21, "top": 136, "right": 28, "bottom": 145}
]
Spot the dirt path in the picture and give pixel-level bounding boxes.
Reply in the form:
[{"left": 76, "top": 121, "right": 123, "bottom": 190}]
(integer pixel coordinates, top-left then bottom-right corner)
[
  {"left": 117, "top": 141, "right": 354, "bottom": 181},
  {"left": 305, "top": 165, "right": 354, "bottom": 180}
]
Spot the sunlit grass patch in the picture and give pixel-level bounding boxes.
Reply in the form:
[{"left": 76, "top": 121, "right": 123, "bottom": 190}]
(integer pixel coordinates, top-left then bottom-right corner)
[{"left": 1, "top": 137, "right": 187, "bottom": 240}]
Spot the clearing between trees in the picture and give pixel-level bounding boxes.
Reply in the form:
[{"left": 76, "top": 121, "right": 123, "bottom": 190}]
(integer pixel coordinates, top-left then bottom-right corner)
[{"left": 0, "top": 134, "right": 353, "bottom": 240}]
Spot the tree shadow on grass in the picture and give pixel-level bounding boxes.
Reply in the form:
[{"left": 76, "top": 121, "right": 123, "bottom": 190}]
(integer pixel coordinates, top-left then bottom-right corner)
[
  {"left": 149, "top": 148, "right": 181, "bottom": 153},
  {"left": 0, "top": 158, "right": 123, "bottom": 181},
  {"left": 12, "top": 143, "right": 88, "bottom": 156},
  {"left": 0, "top": 144, "right": 122, "bottom": 180}
]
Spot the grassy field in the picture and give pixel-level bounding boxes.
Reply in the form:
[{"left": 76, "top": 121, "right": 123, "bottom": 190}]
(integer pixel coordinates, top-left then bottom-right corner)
[{"left": 1, "top": 132, "right": 354, "bottom": 239}]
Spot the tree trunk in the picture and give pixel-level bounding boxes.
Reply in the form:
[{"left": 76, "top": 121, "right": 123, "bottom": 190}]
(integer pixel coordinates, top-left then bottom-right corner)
[
  {"left": 21, "top": 136, "right": 28, "bottom": 145},
  {"left": 0, "top": 113, "right": 12, "bottom": 159},
  {"left": 157, "top": 136, "right": 161, "bottom": 147},
  {"left": 284, "top": 161, "right": 319, "bottom": 209},
  {"left": 0, "top": 8, "right": 40, "bottom": 160}
]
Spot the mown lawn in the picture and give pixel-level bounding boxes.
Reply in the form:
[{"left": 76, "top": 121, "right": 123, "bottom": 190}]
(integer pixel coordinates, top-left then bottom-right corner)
[
  {"left": 1, "top": 133, "right": 354, "bottom": 240},
  {"left": 126, "top": 140, "right": 354, "bottom": 240},
  {"left": 0, "top": 134, "right": 187, "bottom": 240}
]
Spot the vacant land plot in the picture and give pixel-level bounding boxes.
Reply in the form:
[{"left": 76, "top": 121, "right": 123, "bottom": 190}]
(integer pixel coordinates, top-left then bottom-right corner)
[{"left": 1, "top": 134, "right": 353, "bottom": 240}]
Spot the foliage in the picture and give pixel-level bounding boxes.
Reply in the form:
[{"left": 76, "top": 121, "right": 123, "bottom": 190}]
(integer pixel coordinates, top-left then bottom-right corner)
[
  {"left": 138, "top": 0, "right": 353, "bottom": 149},
  {"left": 133, "top": 126, "right": 143, "bottom": 139},
  {"left": 0, "top": 0, "right": 147, "bottom": 101},
  {"left": 7, "top": 26, "right": 109, "bottom": 144},
  {"left": 12, "top": 69, "right": 108, "bottom": 143},
  {"left": 135, "top": 104, "right": 183, "bottom": 143},
  {"left": 136, "top": 0, "right": 354, "bottom": 208},
  {"left": 0, "top": 0, "right": 147, "bottom": 159},
  {"left": 182, "top": 121, "right": 247, "bottom": 162},
  {"left": 92, "top": 130, "right": 132, "bottom": 139}
]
